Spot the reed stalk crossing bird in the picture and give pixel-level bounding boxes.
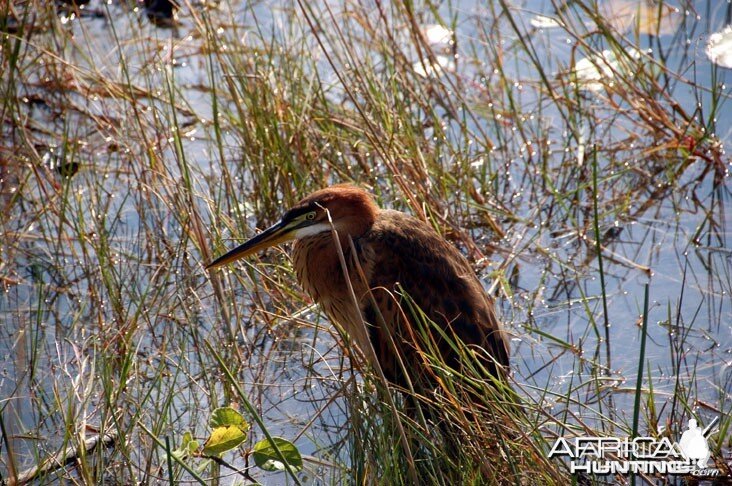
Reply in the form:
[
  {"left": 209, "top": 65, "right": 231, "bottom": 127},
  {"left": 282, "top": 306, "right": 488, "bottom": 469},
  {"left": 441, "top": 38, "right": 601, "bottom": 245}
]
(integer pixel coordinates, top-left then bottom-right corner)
[{"left": 207, "top": 185, "right": 509, "bottom": 393}]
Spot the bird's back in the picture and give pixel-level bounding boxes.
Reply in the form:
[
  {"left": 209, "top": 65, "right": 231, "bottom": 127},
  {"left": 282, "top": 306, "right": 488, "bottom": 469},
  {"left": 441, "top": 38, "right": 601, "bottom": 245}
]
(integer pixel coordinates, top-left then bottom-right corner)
[{"left": 355, "top": 210, "right": 509, "bottom": 386}]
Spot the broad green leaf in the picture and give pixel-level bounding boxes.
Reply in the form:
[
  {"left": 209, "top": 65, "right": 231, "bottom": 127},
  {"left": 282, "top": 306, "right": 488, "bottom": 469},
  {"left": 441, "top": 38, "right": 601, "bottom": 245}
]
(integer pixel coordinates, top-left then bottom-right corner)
[
  {"left": 209, "top": 406, "right": 250, "bottom": 432},
  {"left": 252, "top": 437, "right": 303, "bottom": 472},
  {"left": 202, "top": 425, "right": 248, "bottom": 456}
]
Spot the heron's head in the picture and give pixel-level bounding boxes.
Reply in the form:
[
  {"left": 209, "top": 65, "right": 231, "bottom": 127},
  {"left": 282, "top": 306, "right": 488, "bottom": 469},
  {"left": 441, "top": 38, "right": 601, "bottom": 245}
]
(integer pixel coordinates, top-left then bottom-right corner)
[{"left": 206, "top": 184, "right": 378, "bottom": 270}]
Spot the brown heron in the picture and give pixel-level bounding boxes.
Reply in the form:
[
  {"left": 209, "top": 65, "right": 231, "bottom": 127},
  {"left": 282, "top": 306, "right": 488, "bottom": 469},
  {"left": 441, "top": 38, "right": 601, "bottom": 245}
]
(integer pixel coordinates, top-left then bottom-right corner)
[{"left": 206, "top": 185, "right": 509, "bottom": 391}]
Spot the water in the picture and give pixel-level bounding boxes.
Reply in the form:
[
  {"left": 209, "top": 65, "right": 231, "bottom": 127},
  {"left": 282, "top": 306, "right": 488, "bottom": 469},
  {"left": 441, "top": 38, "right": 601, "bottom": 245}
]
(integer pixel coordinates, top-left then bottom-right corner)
[{"left": 1, "top": 0, "right": 731, "bottom": 483}]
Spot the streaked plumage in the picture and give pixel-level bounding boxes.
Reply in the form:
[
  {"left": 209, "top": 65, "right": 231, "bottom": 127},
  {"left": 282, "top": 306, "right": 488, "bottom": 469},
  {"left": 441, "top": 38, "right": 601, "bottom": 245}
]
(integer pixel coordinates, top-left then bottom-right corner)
[{"left": 207, "top": 185, "right": 509, "bottom": 390}]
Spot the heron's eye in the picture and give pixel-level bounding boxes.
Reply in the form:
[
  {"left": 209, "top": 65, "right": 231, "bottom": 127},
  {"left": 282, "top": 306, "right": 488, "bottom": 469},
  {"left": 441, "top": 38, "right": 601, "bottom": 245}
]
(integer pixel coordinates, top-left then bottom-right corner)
[{"left": 305, "top": 211, "right": 316, "bottom": 221}]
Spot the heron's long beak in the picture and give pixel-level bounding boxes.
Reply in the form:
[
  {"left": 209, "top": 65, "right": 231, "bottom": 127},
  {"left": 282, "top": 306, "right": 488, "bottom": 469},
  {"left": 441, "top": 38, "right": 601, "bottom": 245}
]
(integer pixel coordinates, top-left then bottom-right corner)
[{"left": 206, "top": 220, "right": 295, "bottom": 270}]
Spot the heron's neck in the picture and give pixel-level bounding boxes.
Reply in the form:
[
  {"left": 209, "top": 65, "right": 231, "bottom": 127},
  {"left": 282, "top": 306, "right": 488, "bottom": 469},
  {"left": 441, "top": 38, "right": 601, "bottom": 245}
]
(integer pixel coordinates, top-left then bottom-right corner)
[
  {"left": 291, "top": 230, "right": 373, "bottom": 359},
  {"left": 292, "top": 232, "right": 355, "bottom": 302}
]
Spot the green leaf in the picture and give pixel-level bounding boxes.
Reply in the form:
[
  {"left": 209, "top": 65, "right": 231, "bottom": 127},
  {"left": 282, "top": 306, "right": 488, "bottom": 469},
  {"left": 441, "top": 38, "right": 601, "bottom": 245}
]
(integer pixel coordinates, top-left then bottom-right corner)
[
  {"left": 209, "top": 406, "right": 250, "bottom": 431},
  {"left": 172, "top": 431, "right": 200, "bottom": 459},
  {"left": 202, "top": 425, "right": 248, "bottom": 456},
  {"left": 200, "top": 407, "right": 251, "bottom": 456},
  {"left": 252, "top": 437, "right": 303, "bottom": 472}
]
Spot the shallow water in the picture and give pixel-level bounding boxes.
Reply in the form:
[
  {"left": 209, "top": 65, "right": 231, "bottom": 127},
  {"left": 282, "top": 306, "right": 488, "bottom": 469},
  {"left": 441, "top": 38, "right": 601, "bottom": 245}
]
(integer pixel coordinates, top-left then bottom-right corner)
[{"left": 1, "top": 0, "right": 731, "bottom": 483}]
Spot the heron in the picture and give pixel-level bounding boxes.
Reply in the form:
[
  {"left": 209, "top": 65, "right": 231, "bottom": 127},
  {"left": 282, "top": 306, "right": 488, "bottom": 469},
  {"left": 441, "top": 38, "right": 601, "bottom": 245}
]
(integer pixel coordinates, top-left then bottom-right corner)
[{"left": 206, "top": 184, "right": 509, "bottom": 395}]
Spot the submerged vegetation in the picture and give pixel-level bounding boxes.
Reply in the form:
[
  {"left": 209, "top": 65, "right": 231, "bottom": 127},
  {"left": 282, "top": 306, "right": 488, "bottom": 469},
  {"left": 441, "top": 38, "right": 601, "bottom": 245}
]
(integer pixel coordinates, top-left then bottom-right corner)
[{"left": 1, "top": 0, "right": 730, "bottom": 484}]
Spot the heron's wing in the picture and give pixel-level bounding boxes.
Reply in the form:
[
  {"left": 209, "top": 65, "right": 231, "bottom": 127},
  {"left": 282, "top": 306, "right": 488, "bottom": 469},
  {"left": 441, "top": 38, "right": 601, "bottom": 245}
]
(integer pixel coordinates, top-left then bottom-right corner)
[{"left": 356, "top": 210, "right": 509, "bottom": 385}]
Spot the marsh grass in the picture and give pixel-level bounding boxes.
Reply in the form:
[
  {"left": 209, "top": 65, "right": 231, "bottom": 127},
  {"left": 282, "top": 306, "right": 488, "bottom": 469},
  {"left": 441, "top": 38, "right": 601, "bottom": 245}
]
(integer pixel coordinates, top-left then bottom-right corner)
[{"left": 1, "top": 0, "right": 730, "bottom": 484}]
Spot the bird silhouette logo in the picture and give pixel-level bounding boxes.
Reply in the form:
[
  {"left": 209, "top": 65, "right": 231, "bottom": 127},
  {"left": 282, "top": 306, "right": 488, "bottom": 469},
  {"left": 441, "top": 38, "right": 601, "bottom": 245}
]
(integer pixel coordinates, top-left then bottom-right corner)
[{"left": 678, "top": 418, "right": 714, "bottom": 469}]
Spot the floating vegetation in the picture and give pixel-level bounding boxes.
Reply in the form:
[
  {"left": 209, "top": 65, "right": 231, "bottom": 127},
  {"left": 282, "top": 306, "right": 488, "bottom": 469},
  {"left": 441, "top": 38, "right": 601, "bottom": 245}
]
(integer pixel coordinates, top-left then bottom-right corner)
[
  {"left": 529, "top": 15, "right": 564, "bottom": 30},
  {"left": 412, "top": 24, "right": 456, "bottom": 78},
  {"left": 570, "top": 47, "right": 644, "bottom": 92},
  {"left": 600, "top": 0, "right": 682, "bottom": 36},
  {"left": 706, "top": 25, "right": 732, "bottom": 69},
  {"left": 0, "top": 0, "right": 729, "bottom": 484},
  {"left": 145, "top": 0, "right": 178, "bottom": 28},
  {"left": 421, "top": 23, "right": 453, "bottom": 54},
  {"left": 412, "top": 54, "right": 456, "bottom": 78}
]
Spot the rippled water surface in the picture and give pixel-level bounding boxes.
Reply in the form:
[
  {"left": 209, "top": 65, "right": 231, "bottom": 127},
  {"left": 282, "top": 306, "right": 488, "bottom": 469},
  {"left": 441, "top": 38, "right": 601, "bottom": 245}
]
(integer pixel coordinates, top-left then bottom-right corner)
[{"left": 1, "top": 0, "right": 731, "bottom": 483}]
